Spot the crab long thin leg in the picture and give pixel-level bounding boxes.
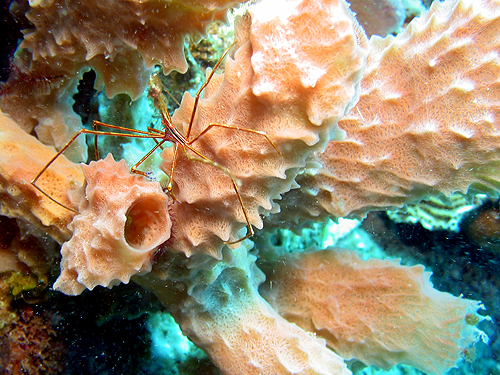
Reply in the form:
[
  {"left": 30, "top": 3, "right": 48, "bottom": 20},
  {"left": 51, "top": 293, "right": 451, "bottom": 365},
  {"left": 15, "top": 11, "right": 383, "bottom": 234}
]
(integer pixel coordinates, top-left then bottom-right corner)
[
  {"left": 130, "top": 138, "right": 170, "bottom": 177},
  {"left": 154, "top": 42, "right": 279, "bottom": 244},
  {"left": 186, "top": 42, "right": 235, "bottom": 139},
  {"left": 166, "top": 143, "right": 181, "bottom": 202},
  {"left": 92, "top": 120, "right": 167, "bottom": 160},
  {"left": 31, "top": 127, "right": 163, "bottom": 212},
  {"left": 189, "top": 123, "right": 283, "bottom": 157},
  {"left": 177, "top": 143, "right": 255, "bottom": 244}
]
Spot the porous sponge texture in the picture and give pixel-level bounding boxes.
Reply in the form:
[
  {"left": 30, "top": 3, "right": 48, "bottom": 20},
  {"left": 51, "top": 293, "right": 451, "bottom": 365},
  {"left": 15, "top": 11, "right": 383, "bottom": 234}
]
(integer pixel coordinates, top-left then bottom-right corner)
[
  {"left": 0, "top": 110, "right": 83, "bottom": 243},
  {"left": 171, "top": 267, "right": 351, "bottom": 375},
  {"left": 262, "top": 249, "right": 485, "bottom": 375},
  {"left": 159, "top": 0, "right": 368, "bottom": 259},
  {"left": 21, "top": 0, "right": 245, "bottom": 98},
  {"left": 250, "top": 0, "right": 368, "bottom": 127},
  {"left": 296, "top": 0, "right": 500, "bottom": 219},
  {"left": 54, "top": 154, "right": 172, "bottom": 295}
]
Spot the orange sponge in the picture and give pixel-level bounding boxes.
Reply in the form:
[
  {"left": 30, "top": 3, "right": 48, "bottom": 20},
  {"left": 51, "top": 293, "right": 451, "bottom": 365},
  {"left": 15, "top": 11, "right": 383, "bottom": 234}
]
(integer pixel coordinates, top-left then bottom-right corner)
[
  {"left": 54, "top": 154, "right": 172, "bottom": 295},
  {"left": 262, "top": 249, "right": 486, "bottom": 375}
]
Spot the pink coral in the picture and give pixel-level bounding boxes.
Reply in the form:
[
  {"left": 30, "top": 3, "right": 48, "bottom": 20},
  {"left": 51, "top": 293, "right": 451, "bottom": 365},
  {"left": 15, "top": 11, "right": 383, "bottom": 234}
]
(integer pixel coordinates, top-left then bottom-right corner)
[{"left": 54, "top": 154, "right": 172, "bottom": 295}]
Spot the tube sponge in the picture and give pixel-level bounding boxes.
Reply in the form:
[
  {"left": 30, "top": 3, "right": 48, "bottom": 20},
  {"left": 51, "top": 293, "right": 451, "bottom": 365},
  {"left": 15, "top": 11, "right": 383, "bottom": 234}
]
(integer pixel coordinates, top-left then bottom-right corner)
[
  {"left": 261, "top": 249, "right": 487, "bottom": 375},
  {"left": 54, "top": 154, "right": 172, "bottom": 295},
  {"left": 151, "top": 266, "right": 351, "bottom": 375}
]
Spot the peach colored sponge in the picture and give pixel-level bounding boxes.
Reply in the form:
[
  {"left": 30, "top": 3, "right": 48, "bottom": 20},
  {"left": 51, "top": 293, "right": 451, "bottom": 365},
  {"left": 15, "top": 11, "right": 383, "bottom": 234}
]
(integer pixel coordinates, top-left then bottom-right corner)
[
  {"left": 262, "top": 249, "right": 485, "bottom": 375},
  {"left": 20, "top": 0, "right": 244, "bottom": 98},
  {"left": 297, "top": 0, "right": 500, "bottom": 220},
  {"left": 160, "top": 0, "right": 368, "bottom": 259},
  {"left": 54, "top": 154, "right": 172, "bottom": 295},
  {"left": 146, "top": 265, "right": 351, "bottom": 375},
  {"left": 0, "top": 110, "right": 83, "bottom": 243}
]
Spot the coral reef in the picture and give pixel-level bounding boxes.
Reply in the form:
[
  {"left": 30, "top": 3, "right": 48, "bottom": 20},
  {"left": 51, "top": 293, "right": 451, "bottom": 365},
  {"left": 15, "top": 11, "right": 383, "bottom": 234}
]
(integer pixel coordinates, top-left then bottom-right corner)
[
  {"left": 0, "top": 0, "right": 499, "bottom": 373},
  {"left": 137, "top": 248, "right": 351, "bottom": 375},
  {"left": 386, "top": 192, "right": 487, "bottom": 231},
  {"left": 20, "top": 0, "right": 245, "bottom": 97},
  {"left": 361, "top": 211, "right": 500, "bottom": 375},
  {"left": 0, "top": 304, "right": 66, "bottom": 374}
]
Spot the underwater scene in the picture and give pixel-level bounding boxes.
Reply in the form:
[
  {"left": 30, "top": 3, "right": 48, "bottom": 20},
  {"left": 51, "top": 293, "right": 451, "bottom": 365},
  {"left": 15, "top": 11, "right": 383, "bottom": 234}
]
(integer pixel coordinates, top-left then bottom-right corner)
[{"left": 0, "top": 0, "right": 499, "bottom": 373}]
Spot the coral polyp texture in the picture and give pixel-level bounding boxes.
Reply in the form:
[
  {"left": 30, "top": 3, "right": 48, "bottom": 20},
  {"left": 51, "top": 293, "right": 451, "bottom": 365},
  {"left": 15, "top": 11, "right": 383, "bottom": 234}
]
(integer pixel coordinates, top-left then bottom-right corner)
[
  {"left": 1, "top": 0, "right": 499, "bottom": 373},
  {"left": 54, "top": 154, "right": 172, "bottom": 295}
]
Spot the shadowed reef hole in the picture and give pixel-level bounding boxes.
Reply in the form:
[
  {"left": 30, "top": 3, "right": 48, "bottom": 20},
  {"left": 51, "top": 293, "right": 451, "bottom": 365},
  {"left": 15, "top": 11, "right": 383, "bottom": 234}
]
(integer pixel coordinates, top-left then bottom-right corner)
[{"left": 124, "top": 197, "right": 168, "bottom": 250}]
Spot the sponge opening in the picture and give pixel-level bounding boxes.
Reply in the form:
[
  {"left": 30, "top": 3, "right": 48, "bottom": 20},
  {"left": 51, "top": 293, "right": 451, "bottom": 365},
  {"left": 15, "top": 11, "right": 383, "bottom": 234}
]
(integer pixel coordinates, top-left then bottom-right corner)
[{"left": 124, "top": 197, "right": 168, "bottom": 250}]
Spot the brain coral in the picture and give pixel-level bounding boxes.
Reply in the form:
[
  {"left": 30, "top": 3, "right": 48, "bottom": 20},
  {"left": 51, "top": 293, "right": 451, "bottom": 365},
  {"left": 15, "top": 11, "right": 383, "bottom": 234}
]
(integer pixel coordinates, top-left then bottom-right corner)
[{"left": 54, "top": 154, "right": 172, "bottom": 295}]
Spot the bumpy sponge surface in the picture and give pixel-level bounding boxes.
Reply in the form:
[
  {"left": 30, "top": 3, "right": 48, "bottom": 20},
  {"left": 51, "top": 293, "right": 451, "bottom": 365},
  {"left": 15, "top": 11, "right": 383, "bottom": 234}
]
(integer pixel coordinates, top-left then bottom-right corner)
[
  {"left": 262, "top": 249, "right": 486, "bottom": 375},
  {"left": 160, "top": 0, "right": 368, "bottom": 259},
  {"left": 171, "top": 267, "right": 351, "bottom": 375},
  {"left": 297, "top": 0, "right": 500, "bottom": 219},
  {"left": 54, "top": 154, "right": 172, "bottom": 295}
]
